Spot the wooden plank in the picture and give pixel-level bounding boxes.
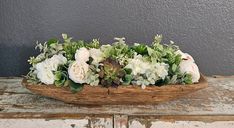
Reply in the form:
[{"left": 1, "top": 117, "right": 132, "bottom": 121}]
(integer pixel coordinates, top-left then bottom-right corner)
[
  {"left": 128, "top": 115, "right": 234, "bottom": 128},
  {"left": 0, "top": 119, "right": 89, "bottom": 128},
  {"left": 0, "top": 117, "right": 113, "bottom": 128},
  {"left": 0, "top": 76, "right": 234, "bottom": 116},
  {"left": 129, "top": 120, "right": 234, "bottom": 128}
]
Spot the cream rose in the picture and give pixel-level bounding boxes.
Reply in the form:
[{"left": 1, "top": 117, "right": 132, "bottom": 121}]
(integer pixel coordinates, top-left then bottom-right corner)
[
  {"left": 179, "top": 60, "right": 200, "bottom": 83},
  {"left": 89, "top": 48, "right": 104, "bottom": 64},
  {"left": 68, "top": 61, "right": 89, "bottom": 83},
  {"left": 75, "top": 47, "right": 90, "bottom": 62},
  {"left": 175, "top": 50, "right": 194, "bottom": 62}
]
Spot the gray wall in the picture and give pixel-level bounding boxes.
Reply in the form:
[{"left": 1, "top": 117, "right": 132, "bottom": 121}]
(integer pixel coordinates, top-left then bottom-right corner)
[{"left": 0, "top": 0, "right": 234, "bottom": 76}]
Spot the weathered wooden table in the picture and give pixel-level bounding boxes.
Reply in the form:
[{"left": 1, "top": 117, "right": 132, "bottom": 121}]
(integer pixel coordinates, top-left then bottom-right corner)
[{"left": 0, "top": 76, "right": 233, "bottom": 128}]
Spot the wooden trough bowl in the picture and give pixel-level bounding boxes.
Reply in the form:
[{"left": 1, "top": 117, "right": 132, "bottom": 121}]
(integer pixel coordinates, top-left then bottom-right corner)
[{"left": 22, "top": 75, "right": 208, "bottom": 105}]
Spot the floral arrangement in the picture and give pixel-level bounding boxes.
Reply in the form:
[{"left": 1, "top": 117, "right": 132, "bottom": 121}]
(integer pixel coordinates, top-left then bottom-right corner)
[{"left": 26, "top": 34, "right": 200, "bottom": 92}]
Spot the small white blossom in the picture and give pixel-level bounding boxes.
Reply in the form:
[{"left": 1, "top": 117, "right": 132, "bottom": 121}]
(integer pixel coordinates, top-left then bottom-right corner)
[
  {"left": 179, "top": 60, "right": 200, "bottom": 83},
  {"left": 68, "top": 61, "right": 89, "bottom": 83},
  {"left": 125, "top": 55, "right": 150, "bottom": 76},
  {"left": 75, "top": 47, "right": 90, "bottom": 62},
  {"left": 125, "top": 54, "right": 169, "bottom": 86},
  {"left": 154, "top": 63, "right": 169, "bottom": 79},
  {"left": 114, "top": 37, "right": 125, "bottom": 44}
]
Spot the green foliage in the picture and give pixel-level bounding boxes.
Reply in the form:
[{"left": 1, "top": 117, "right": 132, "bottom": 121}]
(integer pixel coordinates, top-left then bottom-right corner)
[
  {"left": 62, "top": 34, "right": 85, "bottom": 60},
  {"left": 47, "top": 38, "right": 59, "bottom": 47},
  {"left": 181, "top": 73, "right": 193, "bottom": 84},
  {"left": 26, "top": 68, "right": 40, "bottom": 84},
  {"left": 65, "top": 80, "right": 84, "bottom": 93},
  {"left": 54, "top": 71, "right": 67, "bottom": 87},
  {"left": 150, "top": 36, "right": 182, "bottom": 81},
  {"left": 111, "top": 39, "right": 132, "bottom": 59},
  {"left": 85, "top": 69, "right": 100, "bottom": 86},
  {"left": 100, "top": 39, "right": 135, "bottom": 65},
  {"left": 122, "top": 68, "right": 133, "bottom": 85},
  {"left": 85, "top": 39, "right": 100, "bottom": 49},
  {"left": 131, "top": 44, "right": 148, "bottom": 55}
]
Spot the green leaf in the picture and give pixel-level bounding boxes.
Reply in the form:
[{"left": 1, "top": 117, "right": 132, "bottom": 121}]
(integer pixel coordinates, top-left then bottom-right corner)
[
  {"left": 182, "top": 74, "right": 193, "bottom": 84},
  {"left": 174, "top": 54, "right": 182, "bottom": 65},
  {"left": 171, "top": 64, "right": 177, "bottom": 73},
  {"left": 63, "top": 40, "right": 85, "bottom": 60},
  {"left": 122, "top": 74, "right": 132, "bottom": 85},
  {"left": 147, "top": 46, "right": 161, "bottom": 62},
  {"left": 124, "top": 68, "right": 132, "bottom": 74},
  {"left": 131, "top": 44, "right": 148, "bottom": 55},
  {"left": 54, "top": 71, "right": 67, "bottom": 87},
  {"left": 169, "top": 75, "right": 177, "bottom": 84},
  {"left": 47, "top": 38, "right": 58, "bottom": 46},
  {"left": 68, "top": 80, "right": 84, "bottom": 93}
]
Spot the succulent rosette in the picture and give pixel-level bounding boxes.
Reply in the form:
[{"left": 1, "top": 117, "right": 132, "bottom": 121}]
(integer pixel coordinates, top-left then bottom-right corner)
[{"left": 26, "top": 34, "right": 200, "bottom": 92}]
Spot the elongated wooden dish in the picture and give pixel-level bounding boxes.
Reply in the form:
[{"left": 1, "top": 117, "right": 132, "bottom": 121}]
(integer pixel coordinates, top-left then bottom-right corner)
[{"left": 22, "top": 75, "right": 208, "bottom": 105}]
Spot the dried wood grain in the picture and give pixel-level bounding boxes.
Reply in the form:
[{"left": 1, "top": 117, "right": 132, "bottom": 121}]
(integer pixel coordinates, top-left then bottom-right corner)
[{"left": 21, "top": 75, "right": 208, "bottom": 105}]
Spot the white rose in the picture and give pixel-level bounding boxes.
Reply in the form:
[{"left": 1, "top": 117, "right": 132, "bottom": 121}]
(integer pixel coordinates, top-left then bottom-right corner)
[
  {"left": 89, "top": 48, "right": 104, "bottom": 64},
  {"left": 46, "top": 54, "right": 67, "bottom": 71},
  {"left": 179, "top": 60, "right": 200, "bottom": 83},
  {"left": 155, "top": 63, "right": 169, "bottom": 79},
  {"left": 35, "top": 54, "right": 67, "bottom": 84},
  {"left": 37, "top": 69, "right": 55, "bottom": 84},
  {"left": 35, "top": 62, "right": 55, "bottom": 84},
  {"left": 35, "top": 62, "right": 46, "bottom": 72},
  {"left": 68, "top": 61, "right": 89, "bottom": 83},
  {"left": 75, "top": 47, "right": 90, "bottom": 62},
  {"left": 175, "top": 50, "right": 194, "bottom": 62},
  {"left": 51, "top": 54, "right": 67, "bottom": 64}
]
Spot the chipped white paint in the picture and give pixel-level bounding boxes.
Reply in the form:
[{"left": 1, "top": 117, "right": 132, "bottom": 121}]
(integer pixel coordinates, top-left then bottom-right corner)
[
  {"left": 0, "top": 118, "right": 113, "bottom": 128},
  {"left": 129, "top": 120, "right": 234, "bottom": 128},
  {"left": 89, "top": 117, "right": 113, "bottom": 128},
  {"left": 129, "top": 120, "right": 146, "bottom": 128},
  {"left": 0, "top": 119, "right": 89, "bottom": 128},
  {"left": 114, "top": 115, "right": 128, "bottom": 128}
]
